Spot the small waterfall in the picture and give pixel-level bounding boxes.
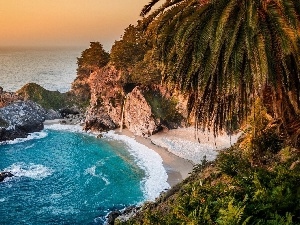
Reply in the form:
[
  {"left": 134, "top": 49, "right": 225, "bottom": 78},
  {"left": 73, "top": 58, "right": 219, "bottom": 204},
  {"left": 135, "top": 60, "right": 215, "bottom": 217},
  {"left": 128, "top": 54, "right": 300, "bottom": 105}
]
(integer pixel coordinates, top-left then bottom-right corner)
[{"left": 120, "top": 95, "right": 127, "bottom": 132}]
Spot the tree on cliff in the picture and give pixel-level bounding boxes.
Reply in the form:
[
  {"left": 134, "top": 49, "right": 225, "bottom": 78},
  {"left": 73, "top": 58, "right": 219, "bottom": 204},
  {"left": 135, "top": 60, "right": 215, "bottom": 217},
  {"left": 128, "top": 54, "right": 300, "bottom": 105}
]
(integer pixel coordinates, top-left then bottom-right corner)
[
  {"left": 110, "top": 24, "right": 162, "bottom": 85},
  {"left": 77, "top": 42, "right": 110, "bottom": 76},
  {"left": 142, "top": 0, "right": 300, "bottom": 143},
  {"left": 110, "top": 24, "right": 148, "bottom": 70},
  {"left": 71, "top": 42, "right": 109, "bottom": 106}
]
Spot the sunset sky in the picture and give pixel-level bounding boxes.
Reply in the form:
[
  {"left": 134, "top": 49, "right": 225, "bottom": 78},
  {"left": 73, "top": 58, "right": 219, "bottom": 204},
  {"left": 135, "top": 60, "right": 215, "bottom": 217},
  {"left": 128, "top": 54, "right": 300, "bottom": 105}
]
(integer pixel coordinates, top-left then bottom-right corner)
[{"left": 0, "top": 0, "right": 150, "bottom": 50}]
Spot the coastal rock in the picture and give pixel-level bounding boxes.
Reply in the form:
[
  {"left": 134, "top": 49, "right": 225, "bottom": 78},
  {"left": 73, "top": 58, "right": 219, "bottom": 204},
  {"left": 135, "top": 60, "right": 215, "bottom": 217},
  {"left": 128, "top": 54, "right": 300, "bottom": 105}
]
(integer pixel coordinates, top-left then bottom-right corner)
[
  {"left": 106, "top": 210, "right": 121, "bottom": 225},
  {"left": 84, "top": 65, "right": 124, "bottom": 132},
  {"left": 115, "top": 206, "right": 140, "bottom": 223},
  {"left": 45, "top": 109, "right": 62, "bottom": 120},
  {"left": 0, "top": 100, "right": 46, "bottom": 141},
  {"left": 81, "top": 65, "right": 187, "bottom": 136},
  {"left": 0, "top": 172, "right": 14, "bottom": 182},
  {"left": 16, "top": 83, "right": 68, "bottom": 111},
  {"left": 124, "top": 87, "right": 160, "bottom": 137},
  {"left": 0, "top": 87, "right": 23, "bottom": 108},
  {"left": 84, "top": 108, "right": 116, "bottom": 131}
]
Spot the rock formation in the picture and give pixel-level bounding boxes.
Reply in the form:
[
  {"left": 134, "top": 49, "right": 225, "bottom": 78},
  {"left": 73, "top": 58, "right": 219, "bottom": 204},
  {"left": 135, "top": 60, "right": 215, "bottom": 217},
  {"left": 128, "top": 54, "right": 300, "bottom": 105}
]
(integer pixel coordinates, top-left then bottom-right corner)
[
  {"left": 0, "top": 86, "right": 23, "bottom": 108},
  {"left": 82, "top": 65, "right": 188, "bottom": 136},
  {"left": 83, "top": 65, "right": 124, "bottom": 132},
  {"left": 0, "top": 101, "right": 47, "bottom": 141},
  {"left": 124, "top": 87, "right": 161, "bottom": 136},
  {"left": 0, "top": 172, "right": 14, "bottom": 182}
]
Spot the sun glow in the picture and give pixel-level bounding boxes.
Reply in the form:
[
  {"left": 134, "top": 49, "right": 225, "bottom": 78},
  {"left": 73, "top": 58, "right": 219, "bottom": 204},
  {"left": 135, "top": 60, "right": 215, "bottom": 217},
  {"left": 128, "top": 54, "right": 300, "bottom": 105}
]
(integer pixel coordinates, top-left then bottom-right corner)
[{"left": 0, "top": 0, "right": 148, "bottom": 50}]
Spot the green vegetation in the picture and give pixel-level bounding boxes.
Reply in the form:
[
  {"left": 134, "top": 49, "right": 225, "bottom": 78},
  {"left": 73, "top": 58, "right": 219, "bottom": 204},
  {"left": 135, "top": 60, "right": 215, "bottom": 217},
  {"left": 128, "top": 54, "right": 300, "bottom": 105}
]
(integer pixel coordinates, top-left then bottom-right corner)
[
  {"left": 140, "top": 0, "right": 300, "bottom": 139},
  {"left": 111, "top": 0, "right": 300, "bottom": 223},
  {"left": 117, "top": 111, "right": 300, "bottom": 224},
  {"left": 143, "top": 89, "right": 183, "bottom": 124},
  {"left": 16, "top": 83, "right": 68, "bottom": 110},
  {"left": 58, "top": 0, "right": 300, "bottom": 222},
  {"left": 71, "top": 42, "right": 110, "bottom": 106},
  {"left": 110, "top": 24, "right": 161, "bottom": 85},
  {"left": 16, "top": 83, "right": 89, "bottom": 111},
  {"left": 110, "top": 24, "right": 148, "bottom": 70},
  {"left": 76, "top": 42, "right": 109, "bottom": 76}
]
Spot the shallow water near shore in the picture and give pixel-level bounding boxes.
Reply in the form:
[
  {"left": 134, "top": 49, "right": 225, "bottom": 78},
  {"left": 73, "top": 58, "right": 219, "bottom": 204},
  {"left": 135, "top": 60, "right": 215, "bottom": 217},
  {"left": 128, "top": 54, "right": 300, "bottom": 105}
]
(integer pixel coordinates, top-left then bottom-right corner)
[{"left": 0, "top": 127, "right": 169, "bottom": 224}]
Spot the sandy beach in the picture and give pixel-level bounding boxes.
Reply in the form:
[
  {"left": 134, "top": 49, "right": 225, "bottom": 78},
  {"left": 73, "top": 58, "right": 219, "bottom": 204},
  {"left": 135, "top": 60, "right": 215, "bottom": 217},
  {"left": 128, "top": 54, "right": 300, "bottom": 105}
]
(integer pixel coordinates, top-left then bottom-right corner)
[
  {"left": 117, "top": 129, "right": 194, "bottom": 187},
  {"left": 150, "top": 127, "right": 240, "bottom": 164},
  {"left": 117, "top": 127, "right": 240, "bottom": 187}
]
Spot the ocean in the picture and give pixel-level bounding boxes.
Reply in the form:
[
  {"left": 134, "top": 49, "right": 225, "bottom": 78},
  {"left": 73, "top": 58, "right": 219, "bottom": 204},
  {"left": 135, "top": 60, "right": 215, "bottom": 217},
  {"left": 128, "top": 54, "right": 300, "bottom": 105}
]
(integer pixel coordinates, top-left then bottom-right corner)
[
  {"left": 0, "top": 48, "right": 169, "bottom": 224},
  {"left": 0, "top": 47, "right": 81, "bottom": 92}
]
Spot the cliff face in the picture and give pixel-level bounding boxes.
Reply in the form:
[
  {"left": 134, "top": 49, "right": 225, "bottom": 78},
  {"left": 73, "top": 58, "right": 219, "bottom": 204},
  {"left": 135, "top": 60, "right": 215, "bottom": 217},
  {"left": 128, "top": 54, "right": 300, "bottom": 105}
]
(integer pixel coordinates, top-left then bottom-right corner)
[
  {"left": 83, "top": 65, "right": 188, "bottom": 136},
  {"left": 83, "top": 66, "right": 123, "bottom": 132},
  {"left": 0, "top": 87, "right": 23, "bottom": 108},
  {"left": 124, "top": 87, "right": 161, "bottom": 136},
  {"left": 0, "top": 101, "right": 46, "bottom": 141}
]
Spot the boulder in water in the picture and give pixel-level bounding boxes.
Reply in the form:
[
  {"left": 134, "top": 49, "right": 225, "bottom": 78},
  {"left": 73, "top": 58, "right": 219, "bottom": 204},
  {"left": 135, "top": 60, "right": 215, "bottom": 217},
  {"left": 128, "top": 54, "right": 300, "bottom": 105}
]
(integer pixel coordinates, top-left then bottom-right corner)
[{"left": 0, "top": 172, "right": 14, "bottom": 182}]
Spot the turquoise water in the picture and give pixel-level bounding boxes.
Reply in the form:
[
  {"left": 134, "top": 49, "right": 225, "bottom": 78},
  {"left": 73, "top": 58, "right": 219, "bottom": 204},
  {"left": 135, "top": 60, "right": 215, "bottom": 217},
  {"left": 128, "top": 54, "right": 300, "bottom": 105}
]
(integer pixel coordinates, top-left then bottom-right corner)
[{"left": 0, "top": 127, "right": 168, "bottom": 225}]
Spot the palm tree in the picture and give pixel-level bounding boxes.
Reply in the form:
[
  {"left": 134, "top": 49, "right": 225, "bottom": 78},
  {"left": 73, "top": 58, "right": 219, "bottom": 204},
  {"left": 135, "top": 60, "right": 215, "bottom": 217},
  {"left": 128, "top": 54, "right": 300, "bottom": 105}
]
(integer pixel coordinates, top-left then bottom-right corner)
[{"left": 142, "top": 0, "right": 300, "bottom": 142}]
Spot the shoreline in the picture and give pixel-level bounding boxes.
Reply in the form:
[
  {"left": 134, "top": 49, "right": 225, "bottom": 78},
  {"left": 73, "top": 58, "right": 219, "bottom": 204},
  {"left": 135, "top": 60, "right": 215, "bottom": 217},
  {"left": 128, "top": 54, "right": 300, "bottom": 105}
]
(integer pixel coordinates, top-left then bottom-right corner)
[
  {"left": 43, "top": 120, "right": 238, "bottom": 188},
  {"left": 44, "top": 120, "right": 193, "bottom": 187},
  {"left": 116, "top": 129, "right": 194, "bottom": 187},
  {"left": 116, "top": 128, "right": 239, "bottom": 187}
]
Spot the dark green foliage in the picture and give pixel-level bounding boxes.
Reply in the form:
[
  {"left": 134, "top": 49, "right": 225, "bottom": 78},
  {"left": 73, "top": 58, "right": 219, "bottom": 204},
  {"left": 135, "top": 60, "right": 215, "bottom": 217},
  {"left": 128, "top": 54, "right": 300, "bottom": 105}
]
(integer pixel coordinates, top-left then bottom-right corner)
[
  {"left": 16, "top": 83, "right": 89, "bottom": 111},
  {"left": 217, "top": 147, "right": 251, "bottom": 177},
  {"left": 77, "top": 42, "right": 109, "bottom": 76},
  {"left": 110, "top": 24, "right": 149, "bottom": 70},
  {"left": 130, "top": 50, "right": 162, "bottom": 85},
  {"left": 110, "top": 24, "right": 162, "bottom": 86},
  {"left": 119, "top": 134, "right": 300, "bottom": 224},
  {"left": 114, "top": 1, "right": 300, "bottom": 224},
  {"left": 143, "top": 89, "right": 183, "bottom": 124},
  {"left": 71, "top": 42, "right": 109, "bottom": 107},
  {"left": 141, "top": 0, "right": 300, "bottom": 138},
  {"left": 252, "top": 130, "right": 283, "bottom": 154}
]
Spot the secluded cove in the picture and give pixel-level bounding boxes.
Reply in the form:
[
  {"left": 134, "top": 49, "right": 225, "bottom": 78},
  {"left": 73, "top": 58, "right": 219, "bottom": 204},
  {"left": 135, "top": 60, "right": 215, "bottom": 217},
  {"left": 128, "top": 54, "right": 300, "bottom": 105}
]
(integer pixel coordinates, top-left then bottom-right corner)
[{"left": 0, "top": 125, "right": 169, "bottom": 225}]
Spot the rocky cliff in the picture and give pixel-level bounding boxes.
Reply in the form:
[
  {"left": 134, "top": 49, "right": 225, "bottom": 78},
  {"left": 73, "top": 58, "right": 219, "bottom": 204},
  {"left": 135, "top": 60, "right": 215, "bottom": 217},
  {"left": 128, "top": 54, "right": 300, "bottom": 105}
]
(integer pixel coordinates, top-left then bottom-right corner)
[
  {"left": 0, "top": 101, "right": 48, "bottom": 141},
  {"left": 83, "top": 65, "right": 124, "bottom": 132},
  {"left": 0, "top": 87, "right": 23, "bottom": 108},
  {"left": 0, "top": 84, "right": 81, "bottom": 142},
  {"left": 124, "top": 87, "right": 161, "bottom": 136},
  {"left": 82, "top": 65, "right": 188, "bottom": 136}
]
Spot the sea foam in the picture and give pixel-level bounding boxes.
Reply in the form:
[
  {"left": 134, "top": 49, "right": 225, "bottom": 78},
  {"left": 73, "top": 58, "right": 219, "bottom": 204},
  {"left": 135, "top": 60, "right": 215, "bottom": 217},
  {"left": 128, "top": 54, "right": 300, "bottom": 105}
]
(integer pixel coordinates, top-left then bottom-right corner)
[
  {"left": 1, "top": 131, "right": 48, "bottom": 145},
  {"left": 103, "top": 131, "right": 170, "bottom": 201},
  {"left": 85, "top": 165, "right": 111, "bottom": 185},
  {"left": 44, "top": 123, "right": 83, "bottom": 133},
  {"left": 4, "top": 162, "right": 53, "bottom": 180}
]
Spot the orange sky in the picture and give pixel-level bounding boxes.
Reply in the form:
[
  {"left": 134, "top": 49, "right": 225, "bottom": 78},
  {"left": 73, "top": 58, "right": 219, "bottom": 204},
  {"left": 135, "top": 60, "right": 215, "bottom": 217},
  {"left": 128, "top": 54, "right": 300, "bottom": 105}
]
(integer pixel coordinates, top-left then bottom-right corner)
[{"left": 0, "top": 0, "right": 150, "bottom": 50}]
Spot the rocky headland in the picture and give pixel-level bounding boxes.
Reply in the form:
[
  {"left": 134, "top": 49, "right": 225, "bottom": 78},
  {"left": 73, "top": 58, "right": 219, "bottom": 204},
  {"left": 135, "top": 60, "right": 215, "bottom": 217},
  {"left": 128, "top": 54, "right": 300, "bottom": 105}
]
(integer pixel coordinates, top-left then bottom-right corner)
[
  {"left": 0, "top": 62, "right": 190, "bottom": 143},
  {"left": 0, "top": 83, "right": 85, "bottom": 142},
  {"left": 0, "top": 100, "right": 54, "bottom": 141},
  {"left": 76, "top": 64, "right": 188, "bottom": 137}
]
